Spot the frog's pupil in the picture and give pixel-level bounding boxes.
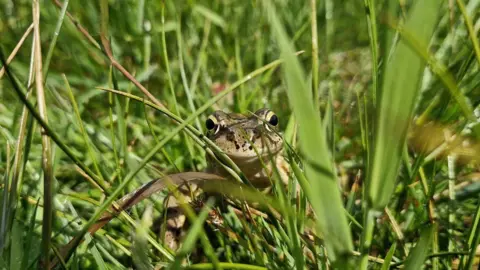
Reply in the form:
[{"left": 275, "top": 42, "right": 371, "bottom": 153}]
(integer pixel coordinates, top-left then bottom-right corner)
[
  {"left": 206, "top": 118, "right": 216, "bottom": 130},
  {"left": 269, "top": 115, "right": 278, "bottom": 126}
]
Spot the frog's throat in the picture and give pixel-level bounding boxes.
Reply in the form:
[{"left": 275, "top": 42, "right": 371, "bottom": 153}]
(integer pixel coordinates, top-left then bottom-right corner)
[{"left": 224, "top": 146, "right": 283, "bottom": 163}]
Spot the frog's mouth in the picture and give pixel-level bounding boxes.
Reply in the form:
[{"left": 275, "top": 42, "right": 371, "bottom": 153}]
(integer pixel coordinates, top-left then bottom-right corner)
[
  {"left": 223, "top": 143, "right": 283, "bottom": 163},
  {"left": 211, "top": 126, "right": 284, "bottom": 163}
]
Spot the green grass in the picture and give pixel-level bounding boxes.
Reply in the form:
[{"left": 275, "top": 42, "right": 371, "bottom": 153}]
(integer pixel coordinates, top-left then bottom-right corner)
[{"left": 1, "top": 0, "right": 480, "bottom": 269}]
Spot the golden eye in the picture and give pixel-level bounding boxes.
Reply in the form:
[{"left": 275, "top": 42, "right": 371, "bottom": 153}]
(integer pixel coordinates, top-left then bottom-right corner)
[
  {"left": 265, "top": 111, "right": 278, "bottom": 126},
  {"left": 205, "top": 115, "right": 220, "bottom": 133},
  {"left": 206, "top": 117, "right": 216, "bottom": 130}
]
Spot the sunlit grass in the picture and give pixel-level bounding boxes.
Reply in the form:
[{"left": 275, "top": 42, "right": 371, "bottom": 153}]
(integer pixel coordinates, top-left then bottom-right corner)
[{"left": 1, "top": 0, "right": 480, "bottom": 269}]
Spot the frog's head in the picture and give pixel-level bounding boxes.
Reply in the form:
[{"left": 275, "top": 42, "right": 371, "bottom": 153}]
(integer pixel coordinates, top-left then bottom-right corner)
[{"left": 205, "top": 108, "right": 283, "bottom": 164}]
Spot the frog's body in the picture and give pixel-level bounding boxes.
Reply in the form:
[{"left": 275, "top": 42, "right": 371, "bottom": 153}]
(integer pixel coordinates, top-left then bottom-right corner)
[
  {"left": 162, "top": 108, "right": 291, "bottom": 250},
  {"left": 53, "top": 108, "right": 291, "bottom": 265}
]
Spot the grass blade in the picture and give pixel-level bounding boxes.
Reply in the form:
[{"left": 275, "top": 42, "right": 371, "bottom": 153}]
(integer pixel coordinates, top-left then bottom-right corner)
[
  {"left": 21, "top": 199, "right": 41, "bottom": 269},
  {"left": 0, "top": 23, "right": 33, "bottom": 79},
  {"left": 63, "top": 74, "right": 105, "bottom": 186},
  {"left": 367, "top": 0, "right": 441, "bottom": 209},
  {"left": 456, "top": 0, "right": 480, "bottom": 67},
  {"left": 32, "top": 0, "right": 54, "bottom": 266},
  {"left": 193, "top": 5, "right": 226, "bottom": 29},
  {"left": 132, "top": 205, "right": 153, "bottom": 270},
  {"left": 169, "top": 198, "right": 215, "bottom": 269},
  {"left": 43, "top": 0, "right": 69, "bottom": 81},
  {"left": 404, "top": 225, "right": 434, "bottom": 270},
  {"left": 363, "top": 0, "right": 379, "bottom": 105},
  {"left": 310, "top": 0, "right": 319, "bottom": 110},
  {"left": 0, "top": 150, "right": 11, "bottom": 250},
  {"left": 380, "top": 242, "right": 397, "bottom": 270},
  {"left": 361, "top": 3, "right": 440, "bottom": 267},
  {"left": 464, "top": 195, "right": 480, "bottom": 269},
  {"left": 264, "top": 0, "right": 353, "bottom": 262}
]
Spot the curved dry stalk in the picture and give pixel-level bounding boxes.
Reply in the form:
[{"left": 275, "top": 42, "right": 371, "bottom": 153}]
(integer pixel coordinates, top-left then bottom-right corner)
[
  {"left": 51, "top": 0, "right": 166, "bottom": 110},
  {"left": 93, "top": 172, "right": 225, "bottom": 234},
  {"left": 50, "top": 172, "right": 226, "bottom": 269},
  {"left": 100, "top": 32, "right": 167, "bottom": 110}
]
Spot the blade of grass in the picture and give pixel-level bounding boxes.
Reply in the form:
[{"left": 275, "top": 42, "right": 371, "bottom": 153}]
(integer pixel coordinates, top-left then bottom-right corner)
[
  {"left": 193, "top": 5, "right": 226, "bottom": 29},
  {"left": 15, "top": 95, "right": 36, "bottom": 195},
  {"left": 52, "top": 0, "right": 101, "bottom": 50},
  {"left": 43, "top": 0, "right": 69, "bottom": 81},
  {"left": 463, "top": 195, "right": 480, "bottom": 269},
  {"left": 67, "top": 203, "right": 107, "bottom": 270},
  {"left": 264, "top": 0, "right": 353, "bottom": 263},
  {"left": 456, "top": 0, "right": 480, "bottom": 67},
  {"left": 362, "top": 0, "right": 379, "bottom": 187},
  {"left": 380, "top": 243, "right": 397, "bottom": 270},
  {"left": 0, "top": 23, "right": 33, "bottom": 79},
  {"left": 96, "top": 244, "right": 127, "bottom": 270},
  {"left": 404, "top": 225, "right": 434, "bottom": 270},
  {"left": 175, "top": 14, "right": 202, "bottom": 132},
  {"left": 10, "top": 23, "right": 37, "bottom": 221},
  {"left": 448, "top": 155, "right": 457, "bottom": 255},
  {"left": 143, "top": 103, "right": 179, "bottom": 172},
  {"left": 324, "top": 0, "right": 334, "bottom": 54},
  {"left": 311, "top": 0, "right": 319, "bottom": 110},
  {"left": 161, "top": 2, "right": 179, "bottom": 118},
  {"left": 234, "top": 37, "right": 246, "bottom": 110},
  {"left": 265, "top": 153, "right": 303, "bottom": 269},
  {"left": 165, "top": 176, "right": 222, "bottom": 269},
  {"left": 367, "top": 0, "right": 440, "bottom": 209},
  {"left": 0, "top": 52, "right": 119, "bottom": 268},
  {"left": 0, "top": 146, "right": 11, "bottom": 250},
  {"left": 188, "top": 19, "right": 211, "bottom": 96},
  {"left": 21, "top": 199, "right": 40, "bottom": 269},
  {"left": 169, "top": 198, "right": 215, "bottom": 269},
  {"left": 362, "top": 2, "right": 440, "bottom": 267},
  {"left": 100, "top": 31, "right": 166, "bottom": 109},
  {"left": 185, "top": 263, "right": 266, "bottom": 270},
  {"left": 33, "top": 0, "right": 54, "bottom": 267},
  {"left": 363, "top": 0, "right": 379, "bottom": 106},
  {"left": 132, "top": 205, "right": 153, "bottom": 270},
  {"left": 107, "top": 66, "right": 122, "bottom": 181},
  {"left": 63, "top": 74, "right": 105, "bottom": 186},
  {"left": 161, "top": 3, "right": 196, "bottom": 170},
  {"left": 385, "top": 15, "right": 476, "bottom": 124},
  {"left": 236, "top": 212, "right": 266, "bottom": 265},
  {"left": 7, "top": 90, "right": 33, "bottom": 245},
  {"left": 9, "top": 217, "right": 22, "bottom": 270}
]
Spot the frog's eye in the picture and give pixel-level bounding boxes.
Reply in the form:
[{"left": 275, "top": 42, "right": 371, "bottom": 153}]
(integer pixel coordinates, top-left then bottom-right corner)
[
  {"left": 262, "top": 110, "right": 278, "bottom": 132},
  {"left": 206, "top": 115, "right": 220, "bottom": 133},
  {"left": 206, "top": 118, "right": 215, "bottom": 130},
  {"left": 266, "top": 111, "right": 278, "bottom": 126}
]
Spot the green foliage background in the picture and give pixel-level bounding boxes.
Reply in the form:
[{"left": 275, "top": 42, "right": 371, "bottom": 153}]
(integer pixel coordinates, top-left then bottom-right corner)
[{"left": 1, "top": 0, "right": 480, "bottom": 269}]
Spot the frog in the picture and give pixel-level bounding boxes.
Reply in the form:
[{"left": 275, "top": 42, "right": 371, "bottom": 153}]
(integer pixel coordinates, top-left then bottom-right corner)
[
  {"left": 161, "top": 108, "right": 292, "bottom": 250},
  {"left": 158, "top": 108, "right": 292, "bottom": 251},
  {"left": 52, "top": 108, "right": 292, "bottom": 266}
]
